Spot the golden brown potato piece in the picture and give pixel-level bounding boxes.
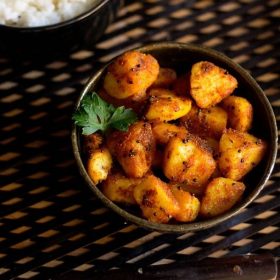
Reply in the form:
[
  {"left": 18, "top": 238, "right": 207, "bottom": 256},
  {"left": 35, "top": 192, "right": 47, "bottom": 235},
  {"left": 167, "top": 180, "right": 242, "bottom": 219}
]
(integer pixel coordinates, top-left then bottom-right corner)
[
  {"left": 172, "top": 74, "right": 190, "bottom": 96},
  {"left": 102, "top": 172, "right": 141, "bottom": 204},
  {"left": 151, "top": 67, "right": 177, "bottom": 88},
  {"left": 152, "top": 122, "right": 188, "bottom": 145},
  {"left": 190, "top": 61, "right": 238, "bottom": 108},
  {"left": 83, "top": 132, "right": 103, "bottom": 155},
  {"left": 171, "top": 186, "right": 200, "bottom": 222},
  {"left": 219, "top": 129, "right": 267, "bottom": 180},
  {"left": 163, "top": 135, "right": 216, "bottom": 193},
  {"left": 145, "top": 88, "right": 192, "bottom": 122},
  {"left": 103, "top": 51, "right": 159, "bottom": 100},
  {"left": 107, "top": 121, "right": 155, "bottom": 178},
  {"left": 133, "top": 175, "right": 179, "bottom": 223},
  {"left": 200, "top": 177, "right": 245, "bottom": 217},
  {"left": 87, "top": 148, "right": 112, "bottom": 185},
  {"left": 219, "top": 128, "right": 258, "bottom": 153},
  {"left": 181, "top": 105, "right": 227, "bottom": 139},
  {"left": 221, "top": 96, "right": 253, "bottom": 132}
]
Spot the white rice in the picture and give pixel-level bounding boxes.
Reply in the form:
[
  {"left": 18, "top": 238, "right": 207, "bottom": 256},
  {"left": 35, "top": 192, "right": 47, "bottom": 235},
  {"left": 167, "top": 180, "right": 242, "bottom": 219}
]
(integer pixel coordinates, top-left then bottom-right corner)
[{"left": 0, "top": 0, "right": 98, "bottom": 27}]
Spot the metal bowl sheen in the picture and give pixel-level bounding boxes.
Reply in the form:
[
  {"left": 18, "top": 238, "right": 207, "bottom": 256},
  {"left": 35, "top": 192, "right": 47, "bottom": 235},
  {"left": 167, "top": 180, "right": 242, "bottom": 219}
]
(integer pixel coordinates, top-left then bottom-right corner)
[
  {"left": 72, "top": 42, "right": 277, "bottom": 233},
  {"left": 0, "top": 0, "right": 122, "bottom": 58}
]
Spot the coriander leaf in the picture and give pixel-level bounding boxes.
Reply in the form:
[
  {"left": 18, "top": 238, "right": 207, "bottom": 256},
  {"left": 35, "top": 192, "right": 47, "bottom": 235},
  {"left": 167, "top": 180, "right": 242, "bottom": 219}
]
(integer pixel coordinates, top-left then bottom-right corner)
[
  {"left": 91, "top": 92, "right": 114, "bottom": 124},
  {"left": 110, "top": 106, "right": 138, "bottom": 131},
  {"left": 72, "top": 92, "right": 137, "bottom": 135},
  {"left": 82, "top": 126, "right": 99, "bottom": 135},
  {"left": 72, "top": 107, "right": 90, "bottom": 127}
]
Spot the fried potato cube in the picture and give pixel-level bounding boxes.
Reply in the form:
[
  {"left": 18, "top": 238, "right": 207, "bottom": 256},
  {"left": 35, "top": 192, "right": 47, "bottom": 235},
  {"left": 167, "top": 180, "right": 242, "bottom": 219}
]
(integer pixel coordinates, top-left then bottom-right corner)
[
  {"left": 102, "top": 172, "right": 141, "bottom": 205},
  {"left": 190, "top": 61, "right": 238, "bottom": 108},
  {"left": 151, "top": 67, "right": 177, "bottom": 88},
  {"left": 107, "top": 121, "right": 155, "bottom": 178},
  {"left": 181, "top": 105, "right": 227, "bottom": 139},
  {"left": 219, "top": 128, "right": 258, "bottom": 153},
  {"left": 174, "top": 136, "right": 221, "bottom": 181},
  {"left": 152, "top": 122, "right": 188, "bottom": 145},
  {"left": 171, "top": 186, "right": 200, "bottom": 222},
  {"left": 219, "top": 129, "right": 267, "bottom": 180},
  {"left": 221, "top": 96, "right": 253, "bottom": 132},
  {"left": 145, "top": 88, "right": 192, "bottom": 122},
  {"left": 200, "top": 177, "right": 245, "bottom": 217},
  {"left": 133, "top": 175, "right": 179, "bottom": 223},
  {"left": 172, "top": 74, "right": 190, "bottom": 96},
  {"left": 103, "top": 51, "right": 159, "bottom": 100},
  {"left": 163, "top": 135, "right": 216, "bottom": 193},
  {"left": 87, "top": 148, "right": 112, "bottom": 184}
]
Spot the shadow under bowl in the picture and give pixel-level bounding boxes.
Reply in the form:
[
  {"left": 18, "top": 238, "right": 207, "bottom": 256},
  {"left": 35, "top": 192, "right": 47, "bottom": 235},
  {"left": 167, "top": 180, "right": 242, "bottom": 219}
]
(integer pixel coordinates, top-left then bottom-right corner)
[
  {"left": 72, "top": 42, "right": 278, "bottom": 233},
  {"left": 0, "top": 0, "right": 122, "bottom": 59}
]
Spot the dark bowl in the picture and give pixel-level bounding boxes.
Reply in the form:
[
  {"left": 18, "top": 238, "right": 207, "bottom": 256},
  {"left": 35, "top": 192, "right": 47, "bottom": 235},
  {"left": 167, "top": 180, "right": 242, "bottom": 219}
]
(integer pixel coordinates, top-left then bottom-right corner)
[
  {"left": 72, "top": 42, "right": 278, "bottom": 233},
  {"left": 0, "top": 0, "right": 122, "bottom": 59}
]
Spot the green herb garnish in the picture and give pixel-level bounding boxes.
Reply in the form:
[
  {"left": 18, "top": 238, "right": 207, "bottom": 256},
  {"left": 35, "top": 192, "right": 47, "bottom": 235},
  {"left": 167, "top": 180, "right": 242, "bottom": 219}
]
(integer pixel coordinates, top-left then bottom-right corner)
[{"left": 72, "top": 92, "right": 138, "bottom": 135}]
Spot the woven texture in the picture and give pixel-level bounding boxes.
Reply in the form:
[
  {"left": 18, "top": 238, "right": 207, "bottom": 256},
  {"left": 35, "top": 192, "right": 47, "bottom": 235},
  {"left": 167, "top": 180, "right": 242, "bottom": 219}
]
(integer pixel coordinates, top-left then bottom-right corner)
[{"left": 0, "top": 0, "right": 279, "bottom": 279}]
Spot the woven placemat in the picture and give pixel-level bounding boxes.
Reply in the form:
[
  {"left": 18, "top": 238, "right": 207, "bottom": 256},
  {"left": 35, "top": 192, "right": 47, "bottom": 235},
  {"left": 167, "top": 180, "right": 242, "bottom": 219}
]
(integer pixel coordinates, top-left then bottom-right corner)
[{"left": 0, "top": 0, "right": 279, "bottom": 279}]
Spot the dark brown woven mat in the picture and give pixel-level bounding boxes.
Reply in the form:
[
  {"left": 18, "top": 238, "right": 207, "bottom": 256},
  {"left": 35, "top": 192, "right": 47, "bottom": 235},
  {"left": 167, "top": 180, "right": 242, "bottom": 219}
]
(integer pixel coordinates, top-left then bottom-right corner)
[{"left": 1, "top": 0, "right": 280, "bottom": 279}]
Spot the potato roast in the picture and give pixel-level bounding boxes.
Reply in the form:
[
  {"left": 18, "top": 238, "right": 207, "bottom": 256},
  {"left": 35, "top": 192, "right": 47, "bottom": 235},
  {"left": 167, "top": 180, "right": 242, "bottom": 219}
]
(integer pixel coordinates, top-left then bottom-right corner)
[{"left": 76, "top": 50, "right": 267, "bottom": 224}]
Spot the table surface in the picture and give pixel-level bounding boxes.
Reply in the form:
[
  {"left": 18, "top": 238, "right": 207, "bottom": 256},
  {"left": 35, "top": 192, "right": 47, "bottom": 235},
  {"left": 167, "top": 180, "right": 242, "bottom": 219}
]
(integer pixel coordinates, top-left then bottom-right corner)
[{"left": 1, "top": 0, "right": 279, "bottom": 279}]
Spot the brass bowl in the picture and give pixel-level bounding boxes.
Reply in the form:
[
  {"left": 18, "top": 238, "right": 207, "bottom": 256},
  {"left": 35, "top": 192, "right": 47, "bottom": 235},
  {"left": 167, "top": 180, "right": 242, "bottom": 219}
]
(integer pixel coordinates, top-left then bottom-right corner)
[{"left": 72, "top": 42, "right": 277, "bottom": 233}]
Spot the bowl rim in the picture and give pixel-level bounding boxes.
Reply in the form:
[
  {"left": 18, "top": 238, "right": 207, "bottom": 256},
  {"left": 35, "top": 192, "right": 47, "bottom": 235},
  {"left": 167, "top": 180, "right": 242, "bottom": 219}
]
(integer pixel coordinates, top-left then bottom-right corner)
[
  {"left": 71, "top": 42, "right": 278, "bottom": 233},
  {"left": 0, "top": 0, "right": 109, "bottom": 31}
]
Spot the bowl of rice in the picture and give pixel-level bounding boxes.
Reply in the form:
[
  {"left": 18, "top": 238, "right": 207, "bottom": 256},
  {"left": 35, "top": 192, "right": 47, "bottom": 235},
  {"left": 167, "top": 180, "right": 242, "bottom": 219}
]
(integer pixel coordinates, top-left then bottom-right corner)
[{"left": 0, "top": 0, "right": 122, "bottom": 58}]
